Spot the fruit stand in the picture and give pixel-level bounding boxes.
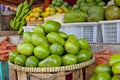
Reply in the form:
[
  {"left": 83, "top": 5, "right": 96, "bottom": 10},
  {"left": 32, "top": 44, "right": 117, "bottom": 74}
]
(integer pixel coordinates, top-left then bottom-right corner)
[{"left": 1, "top": 0, "right": 120, "bottom": 80}]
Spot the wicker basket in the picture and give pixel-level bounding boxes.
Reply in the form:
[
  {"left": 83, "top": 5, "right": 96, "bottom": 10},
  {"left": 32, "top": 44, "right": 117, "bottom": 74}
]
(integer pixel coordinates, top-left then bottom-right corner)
[{"left": 9, "top": 57, "right": 95, "bottom": 73}]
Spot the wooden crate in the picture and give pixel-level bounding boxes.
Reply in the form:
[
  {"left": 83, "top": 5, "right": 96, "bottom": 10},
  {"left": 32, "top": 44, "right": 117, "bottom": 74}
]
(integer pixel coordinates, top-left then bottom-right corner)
[
  {"left": 27, "top": 20, "right": 44, "bottom": 26},
  {"left": 9, "top": 68, "right": 84, "bottom": 80},
  {"left": 0, "top": 31, "right": 18, "bottom": 36}
]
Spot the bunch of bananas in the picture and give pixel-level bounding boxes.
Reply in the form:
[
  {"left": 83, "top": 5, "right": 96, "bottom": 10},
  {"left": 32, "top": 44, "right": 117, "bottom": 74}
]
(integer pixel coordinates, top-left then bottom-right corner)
[{"left": 10, "top": 1, "right": 31, "bottom": 34}]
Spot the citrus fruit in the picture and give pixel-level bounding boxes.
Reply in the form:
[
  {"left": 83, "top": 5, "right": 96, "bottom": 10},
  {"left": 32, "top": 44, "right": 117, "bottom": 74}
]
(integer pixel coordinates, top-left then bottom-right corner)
[
  {"left": 112, "top": 62, "right": 120, "bottom": 75},
  {"left": 9, "top": 50, "right": 19, "bottom": 63},
  {"left": 25, "top": 56, "right": 39, "bottom": 67},
  {"left": 62, "top": 54, "right": 78, "bottom": 66},
  {"left": 34, "top": 11, "right": 40, "bottom": 18},
  {"left": 49, "top": 43, "right": 64, "bottom": 56},
  {"left": 76, "top": 50, "right": 92, "bottom": 63},
  {"left": 34, "top": 45, "right": 50, "bottom": 59},
  {"left": 23, "top": 32, "right": 32, "bottom": 43},
  {"left": 109, "top": 53, "right": 120, "bottom": 66},
  {"left": 17, "top": 42, "right": 34, "bottom": 56},
  {"left": 95, "top": 72, "right": 111, "bottom": 80},
  {"left": 94, "top": 64, "right": 112, "bottom": 74},
  {"left": 14, "top": 55, "right": 26, "bottom": 66}
]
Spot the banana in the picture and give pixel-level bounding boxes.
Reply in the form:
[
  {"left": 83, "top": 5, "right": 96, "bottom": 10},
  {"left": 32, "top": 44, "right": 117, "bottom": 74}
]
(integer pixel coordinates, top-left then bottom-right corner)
[
  {"left": 16, "top": 17, "right": 21, "bottom": 22},
  {"left": 14, "top": 22, "right": 21, "bottom": 30},
  {"left": 22, "top": 4, "right": 29, "bottom": 12},
  {"left": 19, "top": 12, "right": 26, "bottom": 19},
  {"left": 24, "top": 8, "right": 30, "bottom": 14},
  {"left": 17, "top": 3, "right": 23, "bottom": 11},
  {"left": 18, "top": 20, "right": 26, "bottom": 30},
  {"left": 10, "top": 20, "right": 13, "bottom": 28},
  {"left": 18, "top": 27, "right": 23, "bottom": 35},
  {"left": 10, "top": 20, "right": 16, "bottom": 30},
  {"left": 16, "top": 3, "right": 23, "bottom": 17},
  {"left": 23, "top": 1, "right": 29, "bottom": 6}
]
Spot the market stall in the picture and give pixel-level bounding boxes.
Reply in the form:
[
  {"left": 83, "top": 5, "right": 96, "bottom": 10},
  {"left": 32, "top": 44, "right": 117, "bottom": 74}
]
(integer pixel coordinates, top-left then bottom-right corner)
[{"left": 1, "top": 0, "right": 120, "bottom": 80}]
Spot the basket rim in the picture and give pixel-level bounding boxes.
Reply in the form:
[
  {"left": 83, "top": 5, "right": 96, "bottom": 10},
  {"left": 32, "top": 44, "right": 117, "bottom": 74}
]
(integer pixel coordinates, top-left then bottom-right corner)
[{"left": 9, "top": 57, "right": 95, "bottom": 73}]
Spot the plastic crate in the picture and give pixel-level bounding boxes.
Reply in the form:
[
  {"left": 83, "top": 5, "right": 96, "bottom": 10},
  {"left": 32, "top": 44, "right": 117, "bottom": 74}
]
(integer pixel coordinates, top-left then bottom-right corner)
[
  {"left": 60, "top": 22, "right": 99, "bottom": 43},
  {"left": 99, "top": 20, "right": 120, "bottom": 43},
  {"left": 23, "top": 22, "right": 100, "bottom": 43},
  {"left": 23, "top": 26, "right": 34, "bottom": 32}
]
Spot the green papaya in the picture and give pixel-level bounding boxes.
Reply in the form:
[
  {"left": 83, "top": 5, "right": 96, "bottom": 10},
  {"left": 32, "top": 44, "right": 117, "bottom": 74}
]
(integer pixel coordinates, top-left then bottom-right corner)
[
  {"left": 65, "top": 36, "right": 80, "bottom": 54},
  {"left": 38, "top": 55, "right": 62, "bottom": 67}
]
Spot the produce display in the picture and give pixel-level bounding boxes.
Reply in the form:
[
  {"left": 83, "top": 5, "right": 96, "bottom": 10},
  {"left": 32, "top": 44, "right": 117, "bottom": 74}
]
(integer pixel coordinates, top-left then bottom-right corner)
[
  {"left": 9, "top": 20, "right": 93, "bottom": 67},
  {"left": 90, "top": 53, "right": 120, "bottom": 80}
]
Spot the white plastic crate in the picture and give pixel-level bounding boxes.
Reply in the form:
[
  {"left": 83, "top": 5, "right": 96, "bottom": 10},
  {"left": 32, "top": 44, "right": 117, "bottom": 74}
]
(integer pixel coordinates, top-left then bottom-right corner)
[
  {"left": 23, "top": 22, "right": 100, "bottom": 43},
  {"left": 23, "top": 26, "right": 34, "bottom": 32},
  {"left": 60, "top": 22, "right": 100, "bottom": 43},
  {"left": 99, "top": 20, "right": 120, "bottom": 43}
]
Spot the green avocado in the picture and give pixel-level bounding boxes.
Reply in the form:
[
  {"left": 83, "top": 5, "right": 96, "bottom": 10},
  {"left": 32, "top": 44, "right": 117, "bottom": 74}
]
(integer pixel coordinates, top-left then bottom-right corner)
[
  {"left": 42, "top": 20, "right": 61, "bottom": 33},
  {"left": 46, "top": 32, "right": 65, "bottom": 45},
  {"left": 38, "top": 55, "right": 62, "bottom": 67},
  {"left": 65, "top": 35, "right": 79, "bottom": 54}
]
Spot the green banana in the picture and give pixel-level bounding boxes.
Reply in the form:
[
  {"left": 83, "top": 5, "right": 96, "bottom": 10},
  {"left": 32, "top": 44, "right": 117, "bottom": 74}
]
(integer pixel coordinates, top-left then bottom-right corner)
[
  {"left": 29, "top": 0, "right": 34, "bottom": 9},
  {"left": 22, "top": 13, "right": 29, "bottom": 21},
  {"left": 16, "top": 17, "right": 21, "bottom": 22},
  {"left": 17, "top": 3, "right": 23, "bottom": 11},
  {"left": 13, "top": 17, "right": 17, "bottom": 21},
  {"left": 18, "top": 20, "right": 26, "bottom": 29},
  {"left": 19, "top": 12, "right": 26, "bottom": 19},
  {"left": 16, "top": 3, "right": 24, "bottom": 17},
  {"left": 11, "top": 20, "right": 16, "bottom": 30},
  {"left": 14, "top": 22, "right": 21, "bottom": 30},
  {"left": 18, "top": 27, "right": 23, "bottom": 35},
  {"left": 23, "top": 1, "right": 29, "bottom": 6},
  {"left": 10, "top": 20, "right": 14, "bottom": 28},
  {"left": 22, "top": 4, "right": 29, "bottom": 12},
  {"left": 24, "top": 8, "right": 30, "bottom": 14}
]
